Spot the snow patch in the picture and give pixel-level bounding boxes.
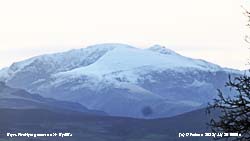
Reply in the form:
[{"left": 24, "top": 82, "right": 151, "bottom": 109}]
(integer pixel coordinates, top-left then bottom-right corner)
[{"left": 189, "top": 80, "right": 208, "bottom": 87}]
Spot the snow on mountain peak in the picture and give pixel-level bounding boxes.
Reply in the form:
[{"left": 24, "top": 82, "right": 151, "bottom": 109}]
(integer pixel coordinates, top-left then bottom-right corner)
[
  {"left": 87, "top": 43, "right": 134, "bottom": 49},
  {"left": 147, "top": 45, "right": 179, "bottom": 55},
  {"left": 1, "top": 44, "right": 126, "bottom": 77},
  {"left": 0, "top": 43, "right": 224, "bottom": 85},
  {"left": 6, "top": 43, "right": 133, "bottom": 72},
  {"left": 52, "top": 43, "right": 223, "bottom": 87}
]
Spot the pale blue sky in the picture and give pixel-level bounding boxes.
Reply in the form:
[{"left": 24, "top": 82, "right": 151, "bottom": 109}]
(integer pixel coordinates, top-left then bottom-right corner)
[{"left": 0, "top": 0, "right": 249, "bottom": 70}]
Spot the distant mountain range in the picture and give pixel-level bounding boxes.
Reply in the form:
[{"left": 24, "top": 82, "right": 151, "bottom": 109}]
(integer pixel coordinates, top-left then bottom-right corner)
[
  {"left": 0, "top": 43, "right": 241, "bottom": 118},
  {"left": 0, "top": 82, "right": 106, "bottom": 116}
]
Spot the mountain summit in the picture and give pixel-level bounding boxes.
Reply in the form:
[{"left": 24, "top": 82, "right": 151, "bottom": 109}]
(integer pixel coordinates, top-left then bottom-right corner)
[
  {"left": 147, "top": 44, "right": 179, "bottom": 55},
  {"left": 0, "top": 43, "right": 240, "bottom": 118}
]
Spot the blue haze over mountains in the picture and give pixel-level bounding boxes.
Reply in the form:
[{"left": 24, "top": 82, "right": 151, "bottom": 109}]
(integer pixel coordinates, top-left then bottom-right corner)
[{"left": 0, "top": 43, "right": 241, "bottom": 118}]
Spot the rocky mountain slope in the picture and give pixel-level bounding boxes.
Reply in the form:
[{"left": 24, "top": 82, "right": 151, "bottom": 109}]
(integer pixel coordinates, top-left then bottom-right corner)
[{"left": 0, "top": 82, "right": 105, "bottom": 115}]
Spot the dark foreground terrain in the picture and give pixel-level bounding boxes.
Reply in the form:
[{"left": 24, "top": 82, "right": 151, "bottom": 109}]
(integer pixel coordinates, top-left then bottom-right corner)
[{"left": 0, "top": 108, "right": 221, "bottom": 141}]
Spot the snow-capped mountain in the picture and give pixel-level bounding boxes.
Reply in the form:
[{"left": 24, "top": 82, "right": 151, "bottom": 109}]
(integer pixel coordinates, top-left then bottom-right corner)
[{"left": 0, "top": 43, "right": 241, "bottom": 118}]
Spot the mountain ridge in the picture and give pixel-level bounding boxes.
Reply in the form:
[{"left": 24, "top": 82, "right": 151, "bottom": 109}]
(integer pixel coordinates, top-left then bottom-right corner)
[
  {"left": 0, "top": 43, "right": 241, "bottom": 118},
  {"left": 0, "top": 82, "right": 106, "bottom": 115},
  {"left": 0, "top": 43, "right": 240, "bottom": 78}
]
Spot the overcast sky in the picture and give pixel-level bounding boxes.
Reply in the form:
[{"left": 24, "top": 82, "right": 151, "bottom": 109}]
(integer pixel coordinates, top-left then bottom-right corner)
[{"left": 0, "top": 0, "right": 249, "bottom": 70}]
